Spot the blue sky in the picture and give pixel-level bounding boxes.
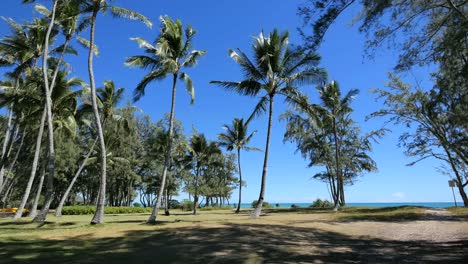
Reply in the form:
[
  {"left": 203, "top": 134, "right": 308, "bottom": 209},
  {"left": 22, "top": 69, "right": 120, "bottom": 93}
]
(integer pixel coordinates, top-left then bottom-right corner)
[{"left": 1, "top": 0, "right": 461, "bottom": 203}]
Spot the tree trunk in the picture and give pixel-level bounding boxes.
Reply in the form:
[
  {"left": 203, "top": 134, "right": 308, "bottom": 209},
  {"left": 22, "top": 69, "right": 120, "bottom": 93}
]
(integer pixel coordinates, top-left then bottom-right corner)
[
  {"left": 0, "top": 107, "right": 14, "bottom": 191},
  {"left": 28, "top": 167, "right": 45, "bottom": 218},
  {"left": 14, "top": 109, "right": 46, "bottom": 220},
  {"left": 164, "top": 188, "right": 170, "bottom": 216},
  {"left": 147, "top": 74, "right": 177, "bottom": 224},
  {"left": 1, "top": 178, "right": 16, "bottom": 207},
  {"left": 89, "top": 9, "right": 108, "bottom": 225},
  {"left": 252, "top": 95, "right": 274, "bottom": 218},
  {"left": 235, "top": 148, "right": 243, "bottom": 213},
  {"left": 332, "top": 118, "right": 344, "bottom": 209},
  {"left": 0, "top": 131, "right": 25, "bottom": 197},
  {"left": 193, "top": 166, "right": 200, "bottom": 215},
  {"left": 33, "top": 0, "right": 59, "bottom": 223},
  {"left": 56, "top": 138, "right": 97, "bottom": 217}
]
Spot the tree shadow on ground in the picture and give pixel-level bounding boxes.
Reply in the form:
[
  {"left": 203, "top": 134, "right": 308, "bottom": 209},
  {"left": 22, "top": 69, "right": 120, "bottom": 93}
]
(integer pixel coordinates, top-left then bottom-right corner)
[{"left": 1, "top": 222, "right": 466, "bottom": 264}]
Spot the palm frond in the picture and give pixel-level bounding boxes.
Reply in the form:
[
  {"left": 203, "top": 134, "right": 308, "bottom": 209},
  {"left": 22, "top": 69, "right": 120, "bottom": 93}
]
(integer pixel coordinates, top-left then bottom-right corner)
[
  {"left": 180, "top": 72, "right": 195, "bottom": 104},
  {"left": 108, "top": 6, "right": 152, "bottom": 28},
  {"left": 77, "top": 37, "right": 98, "bottom": 56}
]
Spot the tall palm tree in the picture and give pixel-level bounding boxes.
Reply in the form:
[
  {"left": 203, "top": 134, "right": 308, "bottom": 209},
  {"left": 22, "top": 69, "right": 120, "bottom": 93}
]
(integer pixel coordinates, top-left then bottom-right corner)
[
  {"left": 218, "top": 118, "right": 260, "bottom": 213},
  {"left": 79, "top": 0, "right": 151, "bottom": 224},
  {"left": 211, "top": 30, "right": 327, "bottom": 218},
  {"left": 0, "top": 17, "right": 54, "bottom": 200},
  {"left": 126, "top": 16, "right": 206, "bottom": 224}
]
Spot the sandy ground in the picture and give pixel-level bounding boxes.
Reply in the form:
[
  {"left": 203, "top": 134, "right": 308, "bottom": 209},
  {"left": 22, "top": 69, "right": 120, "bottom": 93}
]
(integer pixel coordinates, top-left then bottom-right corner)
[{"left": 0, "top": 208, "right": 467, "bottom": 263}]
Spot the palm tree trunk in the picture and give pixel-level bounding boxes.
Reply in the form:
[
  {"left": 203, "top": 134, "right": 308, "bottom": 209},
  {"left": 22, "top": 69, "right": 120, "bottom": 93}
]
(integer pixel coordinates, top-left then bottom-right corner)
[
  {"left": 332, "top": 119, "right": 343, "bottom": 210},
  {"left": 56, "top": 138, "right": 98, "bottom": 217},
  {"left": 89, "top": 9, "right": 108, "bottom": 225},
  {"left": 236, "top": 148, "right": 242, "bottom": 213},
  {"left": 147, "top": 74, "right": 177, "bottom": 224},
  {"left": 34, "top": 0, "right": 59, "bottom": 222},
  {"left": 252, "top": 95, "right": 274, "bottom": 218},
  {"left": 0, "top": 131, "right": 26, "bottom": 198},
  {"left": 28, "top": 167, "right": 45, "bottom": 218},
  {"left": 164, "top": 188, "right": 170, "bottom": 216},
  {"left": 14, "top": 108, "right": 46, "bottom": 220},
  {"left": 0, "top": 108, "right": 14, "bottom": 191},
  {"left": 193, "top": 166, "right": 200, "bottom": 215}
]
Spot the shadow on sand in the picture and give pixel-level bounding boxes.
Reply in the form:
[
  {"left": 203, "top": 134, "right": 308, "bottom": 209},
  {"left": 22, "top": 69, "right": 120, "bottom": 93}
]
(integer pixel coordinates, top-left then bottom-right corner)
[{"left": 1, "top": 222, "right": 467, "bottom": 264}]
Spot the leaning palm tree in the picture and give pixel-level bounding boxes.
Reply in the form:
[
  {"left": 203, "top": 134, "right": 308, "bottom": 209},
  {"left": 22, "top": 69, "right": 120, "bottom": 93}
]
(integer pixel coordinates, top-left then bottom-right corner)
[
  {"left": 126, "top": 16, "right": 206, "bottom": 224},
  {"left": 218, "top": 118, "right": 260, "bottom": 213},
  {"left": 211, "top": 30, "right": 327, "bottom": 218},
  {"left": 79, "top": 0, "right": 151, "bottom": 224}
]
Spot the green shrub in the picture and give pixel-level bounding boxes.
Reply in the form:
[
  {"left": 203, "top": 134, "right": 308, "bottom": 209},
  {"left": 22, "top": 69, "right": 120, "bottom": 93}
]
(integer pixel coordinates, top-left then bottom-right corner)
[
  {"left": 133, "top": 202, "right": 142, "bottom": 208},
  {"left": 168, "top": 199, "right": 180, "bottom": 209},
  {"left": 275, "top": 203, "right": 280, "bottom": 208},
  {"left": 291, "top": 204, "right": 300, "bottom": 208},
  {"left": 178, "top": 200, "right": 194, "bottom": 211},
  {"left": 60, "top": 206, "right": 152, "bottom": 215},
  {"left": 309, "top": 198, "right": 333, "bottom": 209},
  {"left": 251, "top": 200, "right": 272, "bottom": 208},
  {"left": 200, "top": 206, "right": 232, "bottom": 211}
]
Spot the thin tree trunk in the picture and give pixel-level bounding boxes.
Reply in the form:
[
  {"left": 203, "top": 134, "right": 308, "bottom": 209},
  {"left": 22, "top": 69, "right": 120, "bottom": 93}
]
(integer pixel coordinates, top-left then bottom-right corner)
[
  {"left": 28, "top": 167, "right": 45, "bottom": 218},
  {"left": 332, "top": 118, "right": 343, "bottom": 210},
  {"left": 236, "top": 148, "right": 242, "bottom": 213},
  {"left": 34, "top": 0, "right": 59, "bottom": 222},
  {"left": 1, "top": 178, "right": 16, "bottom": 207},
  {"left": 89, "top": 9, "right": 108, "bottom": 225},
  {"left": 252, "top": 95, "right": 274, "bottom": 218},
  {"left": 56, "top": 138, "right": 98, "bottom": 217},
  {"left": 14, "top": 109, "right": 46, "bottom": 220},
  {"left": 193, "top": 166, "right": 200, "bottom": 215},
  {"left": 147, "top": 74, "right": 177, "bottom": 224},
  {"left": 0, "top": 131, "right": 25, "bottom": 197},
  {"left": 164, "top": 188, "right": 170, "bottom": 216},
  {"left": 0, "top": 107, "right": 14, "bottom": 191}
]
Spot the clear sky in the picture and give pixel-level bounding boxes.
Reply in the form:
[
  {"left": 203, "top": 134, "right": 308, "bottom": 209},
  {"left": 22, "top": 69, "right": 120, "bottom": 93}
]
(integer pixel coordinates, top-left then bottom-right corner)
[{"left": 1, "top": 0, "right": 461, "bottom": 203}]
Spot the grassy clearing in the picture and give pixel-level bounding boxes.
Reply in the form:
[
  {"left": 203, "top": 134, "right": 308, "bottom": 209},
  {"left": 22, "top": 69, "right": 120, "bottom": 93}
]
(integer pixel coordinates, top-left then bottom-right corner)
[
  {"left": 0, "top": 207, "right": 466, "bottom": 263},
  {"left": 447, "top": 206, "right": 468, "bottom": 216}
]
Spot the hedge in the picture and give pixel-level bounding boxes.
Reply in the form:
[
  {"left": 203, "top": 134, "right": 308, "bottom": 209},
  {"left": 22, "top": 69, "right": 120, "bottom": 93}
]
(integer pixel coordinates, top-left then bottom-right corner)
[{"left": 60, "top": 206, "right": 153, "bottom": 215}]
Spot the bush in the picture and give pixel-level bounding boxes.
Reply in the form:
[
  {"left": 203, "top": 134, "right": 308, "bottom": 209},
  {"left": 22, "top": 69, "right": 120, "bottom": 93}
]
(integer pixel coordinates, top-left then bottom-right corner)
[
  {"left": 178, "top": 200, "right": 194, "bottom": 211},
  {"left": 309, "top": 198, "right": 333, "bottom": 209},
  {"left": 251, "top": 200, "right": 272, "bottom": 209},
  {"left": 60, "top": 206, "right": 152, "bottom": 215},
  {"left": 200, "top": 206, "right": 232, "bottom": 211},
  {"left": 168, "top": 199, "right": 180, "bottom": 209},
  {"left": 291, "top": 204, "right": 300, "bottom": 208},
  {"left": 133, "top": 202, "right": 142, "bottom": 208},
  {"left": 275, "top": 203, "right": 280, "bottom": 208}
]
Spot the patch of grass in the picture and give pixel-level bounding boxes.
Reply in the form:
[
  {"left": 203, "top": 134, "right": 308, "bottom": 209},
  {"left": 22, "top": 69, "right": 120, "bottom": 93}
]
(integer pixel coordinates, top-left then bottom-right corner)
[
  {"left": 0, "top": 209, "right": 466, "bottom": 264},
  {"left": 447, "top": 207, "right": 468, "bottom": 216},
  {"left": 335, "top": 206, "right": 425, "bottom": 222}
]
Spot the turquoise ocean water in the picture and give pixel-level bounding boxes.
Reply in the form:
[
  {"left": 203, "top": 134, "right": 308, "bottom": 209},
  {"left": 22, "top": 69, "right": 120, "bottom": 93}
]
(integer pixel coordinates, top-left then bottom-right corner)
[{"left": 238, "top": 202, "right": 458, "bottom": 208}]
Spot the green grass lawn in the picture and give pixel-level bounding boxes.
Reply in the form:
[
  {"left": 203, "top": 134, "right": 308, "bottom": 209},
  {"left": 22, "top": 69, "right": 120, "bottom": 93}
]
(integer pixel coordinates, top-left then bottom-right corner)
[{"left": 0, "top": 207, "right": 466, "bottom": 263}]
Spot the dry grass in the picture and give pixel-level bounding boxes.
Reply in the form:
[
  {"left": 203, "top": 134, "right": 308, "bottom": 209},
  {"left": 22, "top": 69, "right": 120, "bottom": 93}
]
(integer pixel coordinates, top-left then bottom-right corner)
[{"left": 0, "top": 207, "right": 467, "bottom": 263}]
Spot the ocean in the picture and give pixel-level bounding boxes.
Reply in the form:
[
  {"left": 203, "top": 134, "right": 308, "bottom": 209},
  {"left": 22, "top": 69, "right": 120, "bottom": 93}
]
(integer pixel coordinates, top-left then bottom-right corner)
[{"left": 238, "top": 202, "right": 459, "bottom": 208}]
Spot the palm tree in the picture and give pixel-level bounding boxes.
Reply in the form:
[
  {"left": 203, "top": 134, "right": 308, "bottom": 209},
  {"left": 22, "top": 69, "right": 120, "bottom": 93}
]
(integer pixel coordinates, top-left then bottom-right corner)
[
  {"left": 283, "top": 81, "right": 375, "bottom": 209},
  {"left": 314, "top": 81, "right": 359, "bottom": 208},
  {"left": 55, "top": 80, "right": 125, "bottom": 217},
  {"left": 211, "top": 30, "right": 327, "bottom": 218},
  {"left": 185, "top": 133, "right": 222, "bottom": 214},
  {"left": 218, "top": 118, "right": 260, "bottom": 213},
  {"left": 126, "top": 16, "right": 206, "bottom": 224},
  {"left": 79, "top": 0, "right": 151, "bottom": 224}
]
